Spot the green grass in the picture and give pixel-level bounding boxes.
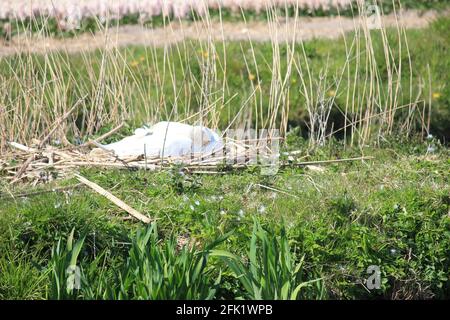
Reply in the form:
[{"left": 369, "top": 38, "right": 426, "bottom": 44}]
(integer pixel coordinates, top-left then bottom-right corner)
[
  {"left": 47, "top": 225, "right": 228, "bottom": 300},
  {"left": 1, "top": 137, "right": 449, "bottom": 299},
  {"left": 211, "top": 220, "right": 324, "bottom": 300}
]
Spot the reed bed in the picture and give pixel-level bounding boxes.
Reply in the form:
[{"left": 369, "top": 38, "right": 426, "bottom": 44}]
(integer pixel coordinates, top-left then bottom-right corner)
[{"left": 0, "top": 0, "right": 434, "bottom": 182}]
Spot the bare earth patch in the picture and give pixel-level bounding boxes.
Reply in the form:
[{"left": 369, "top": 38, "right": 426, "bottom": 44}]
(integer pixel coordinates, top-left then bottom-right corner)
[{"left": 0, "top": 10, "right": 444, "bottom": 57}]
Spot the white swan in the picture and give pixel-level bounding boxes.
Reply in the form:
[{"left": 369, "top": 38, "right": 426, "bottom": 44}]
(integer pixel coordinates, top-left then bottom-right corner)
[{"left": 102, "top": 121, "right": 223, "bottom": 158}]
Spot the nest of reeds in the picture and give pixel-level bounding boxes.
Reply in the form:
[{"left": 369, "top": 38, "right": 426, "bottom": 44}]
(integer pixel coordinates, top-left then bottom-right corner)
[{"left": 1, "top": 135, "right": 281, "bottom": 186}]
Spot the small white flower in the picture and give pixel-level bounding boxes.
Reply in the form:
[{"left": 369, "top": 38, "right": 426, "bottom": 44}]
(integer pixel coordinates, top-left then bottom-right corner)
[
  {"left": 189, "top": 205, "right": 195, "bottom": 211},
  {"left": 194, "top": 200, "right": 200, "bottom": 206},
  {"left": 238, "top": 209, "right": 244, "bottom": 217},
  {"left": 390, "top": 248, "right": 397, "bottom": 255},
  {"left": 427, "top": 146, "right": 436, "bottom": 154},
  {"left": 257, "top": 205, "right": 266, "bottom": 214},
  {"left": 220, "top": 210, "right": 226, "bottom": 215},
  {"left": 427, "top": 134, "right": 433, "bottom": 140}
]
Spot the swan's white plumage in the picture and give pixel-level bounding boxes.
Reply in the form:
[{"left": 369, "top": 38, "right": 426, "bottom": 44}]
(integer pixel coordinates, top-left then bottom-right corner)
[{"left": 102, "top": 121, "right": 223, "bottom": 157}]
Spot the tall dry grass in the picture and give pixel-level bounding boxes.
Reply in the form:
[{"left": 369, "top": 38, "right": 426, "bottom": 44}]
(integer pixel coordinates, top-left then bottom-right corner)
[{"left": 0, "top": 0, "right": 430, "bottom": 155}]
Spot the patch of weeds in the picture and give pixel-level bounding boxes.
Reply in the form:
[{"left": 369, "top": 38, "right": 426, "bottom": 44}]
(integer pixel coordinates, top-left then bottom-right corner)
[
  {"left": 0, "top": 249, "right": 48, "bottom": 300},
  {"left": 168, "top": 165, "right": 202, "bottom": 194}
]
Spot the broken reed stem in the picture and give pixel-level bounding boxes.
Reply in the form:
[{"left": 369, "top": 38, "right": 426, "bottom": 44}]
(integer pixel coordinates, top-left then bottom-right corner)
[
  {"left": 289, "top": 156, "right": 374, "bottom": 166},
  {"left": 10, "top": 154, "right": 35, "bottom": 183},
  {"left": 75, "top": 173, "right": 151, "bottom": 223},
  {"left": 79, "top": 122, "right": 125, "bottom": 148},
  {"left": 57, "top": 155, "right": 373, "bottom": 171},
  {"left": 254, "top": 183, "right": 299, "bottom": 198},
  {"left": 38, "top": 97, "right": 85, "bottom": 149},
  {"left": 7, "top": 142, "right": 38, "bottom": 153},
  {"left": 0, "top": 183, "right": 84, "bottom": 200}
]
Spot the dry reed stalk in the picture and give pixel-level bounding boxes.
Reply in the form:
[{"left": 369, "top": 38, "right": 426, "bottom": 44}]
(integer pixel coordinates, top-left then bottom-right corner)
[
  {"left": 7, "top": 142, "right": 38, "bottom": 153},
  {"left": 79, "top": 122, "right": 125, "bottom": 148},
  {"left": 0, "top": 183, "right": 84, "bottom": 200},
  {"left": 10, "top": 154, "right": 35, "bottom": 183},
  {"left": 290, "top": 156, "right": 374, "bottom": 166},
  {"left": 75, "top": 173, "right": 151, "bottom": 223}
]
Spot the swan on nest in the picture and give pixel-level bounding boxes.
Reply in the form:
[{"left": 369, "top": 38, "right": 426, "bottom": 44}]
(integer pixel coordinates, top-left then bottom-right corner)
[{"left": 101, "top": 121, "right": 224, "bottom": 158}]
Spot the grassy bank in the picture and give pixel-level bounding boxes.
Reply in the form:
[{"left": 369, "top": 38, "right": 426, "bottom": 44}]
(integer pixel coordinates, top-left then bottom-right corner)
[{"left": 0, "top": 137, "right": 449, "bottom": 299}]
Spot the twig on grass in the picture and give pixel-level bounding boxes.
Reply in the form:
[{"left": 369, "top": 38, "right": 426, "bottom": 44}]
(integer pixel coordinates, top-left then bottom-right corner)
[
  {"left": 254, "top": 183, "right": 299, "bottom": 199},
  {"left": 74, "top": 173, "right": 151, "bottom": 224},
  {"left": 0, "top": 183, "right": 84, "bottom": 200},
  {"left": 286, "top": 156, "right": 374, "bottom": 166}
]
